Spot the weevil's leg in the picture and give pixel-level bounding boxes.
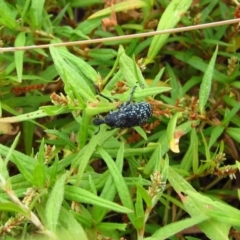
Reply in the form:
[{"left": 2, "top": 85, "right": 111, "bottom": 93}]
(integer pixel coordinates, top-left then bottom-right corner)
[
  {"left": 128, "top": 86, "right": 137, "bottom": 103},
  {"left": 94, "top": 125, "right": 101, "bottom": 135}
]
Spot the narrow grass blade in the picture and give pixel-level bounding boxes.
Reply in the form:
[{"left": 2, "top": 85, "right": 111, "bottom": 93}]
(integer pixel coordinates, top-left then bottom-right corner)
[
  {"left": 226, "top": 127, "right": 240, "bottom": 143},
  {"left": 98, "top": 146, "right": 136, "bottom": 225},
  {"left": 146, "top": 0, "right": 192, "bottom": 64},
  {"left": 64, "top": 185, "right": 132, "bottom": 214},
  {"left": 180, "top": 128, "right": 199, "bottom": 173},
  {"left": 199, "top": 46, "right": 218, "bottom": 114},
  {"left": 14, "top": 32, "right": 26, "bottom": 82},
  {"left": 168, "top": 167, "right": 230, "bottom": 240},
  {"left": 32, "top": 139, "right": 46, "bottom": 187},
  {"left": 45, "top": 173, "right": 66, "bottom": 232},
  {"left": 58, "top": 207, "right": 89, "bottom": 240},
  {"left": 29, "top": 0, "right": 44, "bottom": 28},
  {"left": 0, "top": 0, "right": 17, "bottom": 29},
  {"left": 89, "top": 0, "right": 148, "bottom": 19},
  {"left": 0, "top": 202, "right": 30, "bottom": 217},
  {"left": 150, "top": 214, "right": 209, "bottom": 240},
  {"left": 91, "top": 143, "right": 124, "bottom": 223}
]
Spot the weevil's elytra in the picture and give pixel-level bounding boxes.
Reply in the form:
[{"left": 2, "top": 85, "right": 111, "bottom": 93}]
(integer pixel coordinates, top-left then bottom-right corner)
[
  {"left": 93, "top": 86, "right": 153, "bottom": 134},
  {"left": 103, "top": 102, "right": 152, "bottom": 128}
]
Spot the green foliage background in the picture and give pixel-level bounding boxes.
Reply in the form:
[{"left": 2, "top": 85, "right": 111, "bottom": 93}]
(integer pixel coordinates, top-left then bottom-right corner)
[{"left": 0, "top": 0, "right": 240, "bottom": 239}]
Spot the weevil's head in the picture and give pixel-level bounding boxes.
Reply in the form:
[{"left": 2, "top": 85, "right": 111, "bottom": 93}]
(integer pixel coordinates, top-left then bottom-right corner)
[{"left": 93, "top": 118, "right": 105, "bottom": 125}]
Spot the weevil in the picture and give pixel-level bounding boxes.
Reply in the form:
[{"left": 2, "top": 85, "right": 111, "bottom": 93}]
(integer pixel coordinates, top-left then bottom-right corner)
[{"left": 93, "top": 86, "right": 152, "bottom": 134}]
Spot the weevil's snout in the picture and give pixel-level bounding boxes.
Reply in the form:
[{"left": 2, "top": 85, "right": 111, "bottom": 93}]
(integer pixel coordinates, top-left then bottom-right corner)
[{"left": 93, "top": 118, "right": 105, "bottom": 125}]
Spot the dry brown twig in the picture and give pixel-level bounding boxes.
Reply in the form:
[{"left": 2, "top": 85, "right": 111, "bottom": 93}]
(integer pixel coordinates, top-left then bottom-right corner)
[{"left": 0, "top": 18, "right": 239, "bottom": 53}]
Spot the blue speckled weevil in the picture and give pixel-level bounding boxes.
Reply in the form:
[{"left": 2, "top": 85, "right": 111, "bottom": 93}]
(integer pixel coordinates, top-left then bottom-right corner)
[{"left": 93, "top": 86, "right": 152, "bottom": 134}]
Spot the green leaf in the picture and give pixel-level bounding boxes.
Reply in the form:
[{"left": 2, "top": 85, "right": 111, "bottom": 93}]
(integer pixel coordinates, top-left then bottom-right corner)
[
  {"left": 49, "top": 155, "right": 59, "bottom": 187},
  {"left": 146, "top": 0, "right": 192, "bottom": 64},
  {"left": 0, "top": 108, "right": 49, "bottom": 123},
  {"left": 226, "top": 127, "right": 240, "bottom": 143},
  {"left": 151, "top": 67, "right": 165, "bottom": 87},
  {"left": 134, "top": 126, "right": 147, "bottom": 140},
  {"left": 11, "top": 155, "right": 34, "bottom": 184},
  {"left": 0, "top": 137, "right": 36, "bottom": 183},
  {"left": 187, "top": 190, "right": 240, "bottom": 227},
  {"left": 49, "top": 46, "right": 95, "bottom": 102},
  {"left": 57, "top": 48, "right": 98, "bottom": 82},
  {"left": 72, "top": 128, "right": 117, "bottom": 185},
  {"left": 32, "top": 162, "right": 46, "bottom": 187},
  {"left": 23, "top": 121, "right": 35, "bottom": 155},
  {"left": 45, "top": 173, "right": 67, "bottom": 232},
  {"left": 180, "top": 128, "right": 199, "bottom": 172},
  {"left": 173, "top": 51, "right": 228, "bottom": 83},
  {"left": 144, "top": 139, "right": 168, "bottom": 175},
  {"left": 136, "top": 184, "right": 152, "bottom": 208},
  {"left": 144, "top": 144, "right": 161, "bottom": 175},
  {"left": 58, "top": 207, "right": 89, "bottom": 240},
  {"left": 0, "top": 155, "right": 9, "bottom": 185},
  {"left": 199, "top": 46, "right": 218, "bottom": 113},
  {"left": 14, "top": 32, "right": 26, "bottom": 83},
  {"left": 134, "top": 186, "right": 145, "bottom": 229},
  {"left": 40, "top": 106, "right": 70, "bottom": 116},
  {"left": 0, "top": 0, "right": 17, "bottom": 29},
  {"left": 89, "top": 0, "right": 148, "bottom": 19},
  {"left": 32, "top": 139, "right": 46, "bottom": 187},
  {"left": 70, "top": 206, "right": 92, "bottom": 229},
  {"left": 45, "top": 129, "right": 76, "bottom": 149},
  {"left": 52, "top": 3, "right": 70, "bottom": 26},
  {"left": 168, "top": 167, "right": 231, "bottom": 240},
  {"left": 75, "top": 18, "right": 101, "bottom": 35},
  {"left": 166, "top": 64, "right": 183, "bottom": 101},
  {"left": 0, "top": 202, "right": 29, "bottom": 217},
  {"left": 20, "top": 0, "right": 31, "bottom": 23},
  {"left": 88, "top": 48, "right": 117, "bottom": 60},
  {"left": 201, "top": 0, "right": 219, "bottom": 21},
  {"left": 64, "top": 185, "right": 132, "bottom": 214},
  {"left": 118, "top": 46, "right": 145, "bottom": 86},
  {"left": 91, "top": 143, "right": 124, "bottom": 223},
  {"left": 78, "top": 110, "right": 89, "bottom": 148},
  {"left": 5, "top": 133, "right": 21, "bottom": 165},
  {"left": 96, "top": 222, "right": 127, "bottom": 232},
  {"left": 98, "top": 146, "right": 136, "bottom": 224},
  {"left": 208, "top": 125, "right": 225, "bottom": 149},
  {"left": 150, "top": 215, "right": 209, "bottom": 239},
  {"left": 222, "top": 103, "right": 240, "bottom": 126},
  {"left": 29, "top": 0, "right": 45, "bottom": 28}
]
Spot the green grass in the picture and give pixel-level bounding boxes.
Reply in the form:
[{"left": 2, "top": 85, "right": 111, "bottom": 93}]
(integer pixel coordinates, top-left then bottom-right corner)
[{"left": 0, "top": 0, "right": 240, "bottom": 239}]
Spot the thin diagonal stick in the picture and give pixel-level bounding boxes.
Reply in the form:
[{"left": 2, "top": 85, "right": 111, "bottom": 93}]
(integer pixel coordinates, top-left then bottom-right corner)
[{"left": 0, "top": 18, "right": 240, "bottom": 53}]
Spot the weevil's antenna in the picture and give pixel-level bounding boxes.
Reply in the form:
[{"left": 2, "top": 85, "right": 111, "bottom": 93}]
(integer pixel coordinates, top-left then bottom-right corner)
[
  {"left": 94, "top": 83, "right": 113, "bottom": 102},
  {"left": 98, "top": 93, "right": 112, "bottom": 102}
]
